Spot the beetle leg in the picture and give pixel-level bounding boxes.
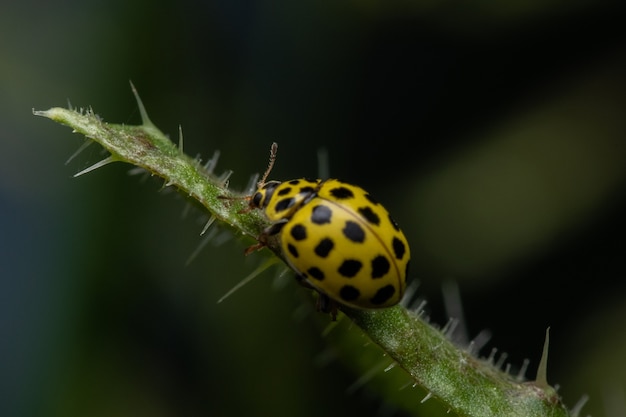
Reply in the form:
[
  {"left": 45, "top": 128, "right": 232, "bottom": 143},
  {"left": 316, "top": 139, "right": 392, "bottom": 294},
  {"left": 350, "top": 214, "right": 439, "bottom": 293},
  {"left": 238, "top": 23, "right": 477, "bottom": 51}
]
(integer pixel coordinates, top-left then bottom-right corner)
[
  {"left": 316, "top": 293, "right": 338, "bottom": 321},
  {"left": 244, "top": 219, "right": 287, "bottom": 255}
]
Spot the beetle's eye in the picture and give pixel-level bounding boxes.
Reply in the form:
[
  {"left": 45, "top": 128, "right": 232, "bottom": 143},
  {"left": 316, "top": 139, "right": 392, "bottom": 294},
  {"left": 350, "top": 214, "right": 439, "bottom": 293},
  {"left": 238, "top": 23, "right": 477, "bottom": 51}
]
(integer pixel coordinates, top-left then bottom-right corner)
[{"left": 251, "top": 192, "right": 263, "bottom": 208}]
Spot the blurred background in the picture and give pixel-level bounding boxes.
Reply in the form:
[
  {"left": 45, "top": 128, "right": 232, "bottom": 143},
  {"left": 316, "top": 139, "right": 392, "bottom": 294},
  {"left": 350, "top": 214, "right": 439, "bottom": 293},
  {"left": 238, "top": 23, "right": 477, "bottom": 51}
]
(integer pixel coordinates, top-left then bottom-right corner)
[{"left": 2, "top": 1, "right": 626, "bottom": 416}]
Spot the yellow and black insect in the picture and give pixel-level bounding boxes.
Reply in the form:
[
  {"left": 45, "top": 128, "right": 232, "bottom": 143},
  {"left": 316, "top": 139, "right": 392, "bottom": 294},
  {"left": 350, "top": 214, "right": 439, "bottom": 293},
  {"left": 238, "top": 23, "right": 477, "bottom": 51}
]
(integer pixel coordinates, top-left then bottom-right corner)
[{"left": 248, "top": 143, "right": 410, "bottom": 315}]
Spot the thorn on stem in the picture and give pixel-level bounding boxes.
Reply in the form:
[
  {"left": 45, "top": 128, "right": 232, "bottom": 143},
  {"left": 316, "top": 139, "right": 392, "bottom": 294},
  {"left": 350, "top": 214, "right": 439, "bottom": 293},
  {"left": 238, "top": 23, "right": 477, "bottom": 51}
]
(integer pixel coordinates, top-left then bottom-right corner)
[
  {"left": 129, "top": 80, "right": 154, "bottom": 127},
  {"left": 73, "top": 156, "right": 116, "bottom": 177},
  {"left": 535, "top": 327, "right": 551, "bottom": 388},
  {"left": 66, "top": 140, "right": 94, "bottom": 165}
]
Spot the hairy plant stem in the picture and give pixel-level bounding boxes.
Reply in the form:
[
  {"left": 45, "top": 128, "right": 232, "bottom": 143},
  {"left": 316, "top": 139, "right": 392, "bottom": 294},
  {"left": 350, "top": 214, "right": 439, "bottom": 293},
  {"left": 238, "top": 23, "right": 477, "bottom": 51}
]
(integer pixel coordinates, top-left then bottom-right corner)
[{"left": 34, "top": 89, "right": 572, "bottom": 417}]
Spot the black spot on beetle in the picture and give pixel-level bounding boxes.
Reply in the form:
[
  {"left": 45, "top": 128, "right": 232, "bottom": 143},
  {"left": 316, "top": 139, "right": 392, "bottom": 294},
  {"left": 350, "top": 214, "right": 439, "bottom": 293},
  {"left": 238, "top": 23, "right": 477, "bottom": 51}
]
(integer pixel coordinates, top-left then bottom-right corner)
[
  {"left": 299, "top": 186, "right": 315, "bottom": 194},
  {"left": 287, "top": 243, "right": 299, "bottom": 258},
  {"left": 343, "top": 221, "right": 365, "bottom": 243},
  {"left": 307, "top": 267, "right": 325, "bottom": 280},
  {"left": 275, "top": 197, "right": 295, "bottom": 213},
  {"left": 392, "top": 237, "right": 406, "bottom": 259},
  {"left": 338, "top": 260, "right": 362, "bottom": 277},
  {"left": 358, "top": 206, "right": 380, "bottom": 226},
  {"left": 288, "top": 179, "right": 301, "bottom": 185},
  {"left": 371, "top": 255, "right": 390, "bottom": 278},
  {"left": 311, "top": 205, "right": 332, "bottom": 224},
  {"left": 314, "top": 238, "right": 334, "bottom": 258},
  {"left": 277, "top": 187, "right": 292, "bottom": 196},
  {"left": 340, "top": 285, "right": 360, "bottom": 301},
  {"left": 330, "top": 186, "right": 354, "bottom": 199},
  {"left": 370, "top": 285, "right": 395, "bottom": 305},
  {"left": 290, "top": 224, "right": 307, "bottom": 241}
]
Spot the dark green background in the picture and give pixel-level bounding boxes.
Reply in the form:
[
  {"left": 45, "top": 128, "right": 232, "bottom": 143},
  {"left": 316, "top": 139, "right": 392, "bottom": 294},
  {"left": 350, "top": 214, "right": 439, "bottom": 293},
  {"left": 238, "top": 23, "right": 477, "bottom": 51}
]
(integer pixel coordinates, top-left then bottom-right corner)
[{"left": 2, "top": 1, "right": 626, "bottom": 416}]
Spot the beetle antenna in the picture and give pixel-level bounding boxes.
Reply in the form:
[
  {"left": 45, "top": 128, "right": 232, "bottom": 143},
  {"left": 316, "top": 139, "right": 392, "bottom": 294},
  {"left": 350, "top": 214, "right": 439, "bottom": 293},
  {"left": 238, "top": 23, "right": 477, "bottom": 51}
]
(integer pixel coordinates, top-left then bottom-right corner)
[{"left": 258, "top": 142, "right": 278, "bottom": 188}]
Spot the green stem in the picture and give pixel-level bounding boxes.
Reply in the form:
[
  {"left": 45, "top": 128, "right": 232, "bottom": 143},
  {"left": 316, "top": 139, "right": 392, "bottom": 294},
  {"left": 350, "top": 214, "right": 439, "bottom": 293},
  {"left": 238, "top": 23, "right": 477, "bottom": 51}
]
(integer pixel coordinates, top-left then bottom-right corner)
[
  {"left": 33, "top": 88, "right": 572, "bottom": 417},
  {"left": 346, "top": 306, "right": 567, "bottom": 417}
]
